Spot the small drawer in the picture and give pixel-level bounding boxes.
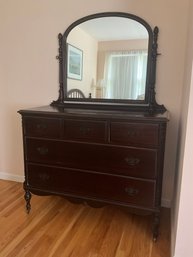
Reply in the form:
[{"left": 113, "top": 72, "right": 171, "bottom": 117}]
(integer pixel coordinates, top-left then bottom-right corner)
[
  {"left": 23, "top": 117, "right": 63, "bottom": 139},
  {"left": 110, "top": 122, "right": 159, "bottom": 147},
  {"left": 64, "top": 119, "right": 107, "bottom": 143},
  {"left": 27, "top": 164, "right": 156, "bottom": 208},
  {"left": 26, "top": 139, "right": 157, "bottom": 179}
]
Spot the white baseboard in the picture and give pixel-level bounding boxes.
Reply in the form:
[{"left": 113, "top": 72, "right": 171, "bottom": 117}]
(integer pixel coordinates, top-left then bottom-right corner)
[
  {"left": 0, "top": 172, "right": 24, "bottom": 183},
  {"left": 172, "top": 254, "right": 193, "bottom": 257},
  {"left": 161, "top": 198, "right": 171, "bottom": 208}
]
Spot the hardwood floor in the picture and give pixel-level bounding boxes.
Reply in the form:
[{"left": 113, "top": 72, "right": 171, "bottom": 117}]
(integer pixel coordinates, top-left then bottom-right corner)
[{"left": 0, "top": 179, "right": 170, "bottom": 257}]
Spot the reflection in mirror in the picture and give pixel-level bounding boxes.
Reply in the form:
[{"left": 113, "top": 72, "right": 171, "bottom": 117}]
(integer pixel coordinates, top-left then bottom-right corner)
[{"left": 67, "top": 17, "right": 149, "bottom": 100}]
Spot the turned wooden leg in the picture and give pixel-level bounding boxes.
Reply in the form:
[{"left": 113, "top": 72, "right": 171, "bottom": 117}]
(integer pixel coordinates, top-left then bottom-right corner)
[
  {"left": 24, "top": 190, "right": 31, "bottom": 214},
  {"left": 153, "top": 212, "right": 160, "bottom": 242}
]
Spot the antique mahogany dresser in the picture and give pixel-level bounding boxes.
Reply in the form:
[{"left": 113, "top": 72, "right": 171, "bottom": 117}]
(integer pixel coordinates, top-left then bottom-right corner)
[{"left": 18, "top": 12, "right": 169, "bottom": 241}]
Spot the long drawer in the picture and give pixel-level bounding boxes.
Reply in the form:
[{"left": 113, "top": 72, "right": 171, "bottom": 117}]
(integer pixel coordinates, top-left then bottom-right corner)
[
  {"left": 27, "top": 163, "right": 156, "bottom": 208},
  {"left": 26, "top": 138, "right": 157, "bottom": 179}
]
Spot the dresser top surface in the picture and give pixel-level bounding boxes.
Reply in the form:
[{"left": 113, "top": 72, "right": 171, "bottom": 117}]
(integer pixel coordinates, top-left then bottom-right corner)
[{"left": 18, "top": 105, "right": 169, "bottom": 122}]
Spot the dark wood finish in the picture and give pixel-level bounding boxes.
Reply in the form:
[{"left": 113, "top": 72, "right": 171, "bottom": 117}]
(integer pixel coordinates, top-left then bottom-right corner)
[
  {"left": 63, "top": 119, "right": 107, "bottom": 143},
  {"left": 110, "top": 122, "right": 159, "bottom": 147},
  {"left": 23, "top": 117, "right": 63, "bottom": 139},
  {"left": 26, "top": 139, "right": 157, "bottom": 179},
  {"left": 51, "top": 12, "right": 166, "bottom": 113},
  {"left": 27, "top": 163, "right": 156, "bottom": 208},
  {"left": 18, "top": 10, "right": 168, "bottom": 245},
  {"left": 18, "top": 105, "right": 168, "bottom": 241}
]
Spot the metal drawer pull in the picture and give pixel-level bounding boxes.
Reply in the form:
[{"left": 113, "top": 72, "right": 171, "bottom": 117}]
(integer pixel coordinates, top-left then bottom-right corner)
[
  {"left": 127, "top": 130, "right": 137, "bottom": 136},
  {"left": 36, "top": 123, "right": 47, "bottom": 130},
  {"left": 38, "top": 173, "right": 50, "bottom": 181},
  {"left": 125, "top": 157, "right": 140, "bottom": 166},
  {"left": 79, "top": 127, "right": 91, "bottom": 134},
  {"left": 37, "top": 147, "right": 49, "bottom": 155},
  {"left": 125, "top": 187, "right": 139, "bottom": 196}
]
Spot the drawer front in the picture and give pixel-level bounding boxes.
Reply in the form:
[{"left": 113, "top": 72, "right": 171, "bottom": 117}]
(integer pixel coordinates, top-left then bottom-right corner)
[
  {"left": 64, "top": 119, "right": 107, "bottom": 143},
  {"left": 26, "top": 139, "right": 157, "bottom": 179},
  {"left": 23, "top": 117, "right": 63, "bottom": 139},
  {"left": 27, "top": 164, "right": 156, "bottom": 208},
  {"left": 110, "top": 122, "right": 159, "bottom": 147}
]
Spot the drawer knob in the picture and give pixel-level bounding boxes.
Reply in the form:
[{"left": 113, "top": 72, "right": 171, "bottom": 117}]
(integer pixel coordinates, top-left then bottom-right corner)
[
  {"left": 79, "top": 127, "right": 91, "bottom": 135},
  {"left": 127, "top": 130, "right": 137, "bottom": 137},
  {"left": 125, "top": 157, "right": 140, "bottom": 166},
  {"left": 36, "top": 123, "right": 47, "bottom": 130},
  {"left": 37, "top": 147, "right": 49, "bottom": 155},
  {"left": 125, "top": 187, "right": 139, "bottom": 196},
  {"left": 38, "top": 173, "right": 50, "bottom": 181}
]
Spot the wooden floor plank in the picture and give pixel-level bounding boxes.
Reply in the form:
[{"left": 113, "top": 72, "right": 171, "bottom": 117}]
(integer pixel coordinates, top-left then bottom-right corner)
[{"left": 0, "top": 180, "right": 170, "bottom": 257}]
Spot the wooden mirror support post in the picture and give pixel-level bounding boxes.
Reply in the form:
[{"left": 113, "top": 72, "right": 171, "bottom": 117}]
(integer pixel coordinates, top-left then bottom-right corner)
[
  {"left": 148, "top": 26, "right": 166, "bottom": 114},
  {"left": 52, "top": 33, "right": 64, "bottom": 105}
]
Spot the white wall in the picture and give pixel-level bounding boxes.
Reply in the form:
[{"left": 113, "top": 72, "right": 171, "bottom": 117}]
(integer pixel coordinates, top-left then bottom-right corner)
[
  {"left": 98, "top": 39, "right": 148, "bottom": 52},
  {"left": 67, "top": 27, "right": 98, "bottom": 97},
  {"left": 173, "top": 64, "right": 193, "bottom": 257},
  {"left": 0, "top": 0, "right": 190, "bottom": 208},
  {"left": 171, "top": 0, "right": 193, "bottom": 256}
]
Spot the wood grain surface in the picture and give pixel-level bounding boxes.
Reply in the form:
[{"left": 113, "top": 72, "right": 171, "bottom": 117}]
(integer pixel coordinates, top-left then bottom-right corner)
[{"left": 0, "top": 180, "right": 170, "bottom": 257}]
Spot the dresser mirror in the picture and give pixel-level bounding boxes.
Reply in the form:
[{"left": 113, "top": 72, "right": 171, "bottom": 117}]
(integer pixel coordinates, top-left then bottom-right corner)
[{"left": 52, "top": 12, "right": 166, "bottom": 113}]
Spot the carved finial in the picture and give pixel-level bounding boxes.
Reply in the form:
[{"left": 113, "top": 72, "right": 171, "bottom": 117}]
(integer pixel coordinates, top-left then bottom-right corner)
[
  {"left": 153, "top": 26, "right": 159, "bottom": 35},
  {"left": 56, "top": 33, "right": 63, "bottom": 62},
  {"left": 54, "top": 33, "right": 64, "bottom": 103},
  {"left": 153, "top": 27, "right": 159, "bottom": 46},
  {"left": 58, "top": 33, "right": 63, "bottom": 49},
  {"left": 152, "top": 26, "right": 159, "bottom": 60},
  {"left": 58, "top": 33, "right": 63, "bottom": 40}
]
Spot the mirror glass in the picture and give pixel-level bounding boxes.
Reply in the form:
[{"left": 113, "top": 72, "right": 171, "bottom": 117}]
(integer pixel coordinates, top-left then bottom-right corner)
[{"left": 66, "top": 17, "right": 149, "bottom": 100}]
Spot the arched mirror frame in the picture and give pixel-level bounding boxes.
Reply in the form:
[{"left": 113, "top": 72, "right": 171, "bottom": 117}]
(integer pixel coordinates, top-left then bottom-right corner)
[{"left": 51, "top": 12, "right": 166, "bottom": 113}]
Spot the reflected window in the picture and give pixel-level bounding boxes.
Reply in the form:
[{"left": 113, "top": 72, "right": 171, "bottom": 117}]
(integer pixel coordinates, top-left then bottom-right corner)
[{"left": 104, "top": 50, "right": 147, "bottom": 99}]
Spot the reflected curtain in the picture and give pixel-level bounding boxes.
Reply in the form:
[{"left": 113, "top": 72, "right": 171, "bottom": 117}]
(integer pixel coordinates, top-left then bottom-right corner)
[{"left": 104, "top": 50, "right": 147, "bottom": 99}]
